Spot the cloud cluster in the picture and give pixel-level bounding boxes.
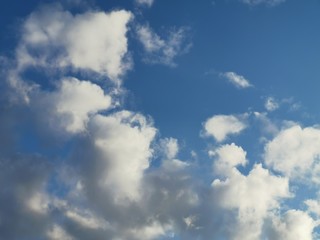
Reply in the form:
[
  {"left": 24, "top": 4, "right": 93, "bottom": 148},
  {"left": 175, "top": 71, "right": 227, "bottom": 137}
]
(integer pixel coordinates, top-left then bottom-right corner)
[
  {"left": 203, "top": 114, "right": 247, "bottom": 142},
  {"left": 1, "top": 2, "right": 320, "bottom": 240}
]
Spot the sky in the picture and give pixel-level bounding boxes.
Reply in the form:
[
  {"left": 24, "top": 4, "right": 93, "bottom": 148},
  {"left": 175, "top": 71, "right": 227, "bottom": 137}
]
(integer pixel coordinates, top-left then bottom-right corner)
[{"left": 1, "top": 0, "right": 320, "bottom": 239}]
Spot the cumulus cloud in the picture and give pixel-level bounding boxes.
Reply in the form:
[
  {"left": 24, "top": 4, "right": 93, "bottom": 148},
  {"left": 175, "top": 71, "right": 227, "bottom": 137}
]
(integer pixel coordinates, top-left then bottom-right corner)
[
  {"left": 266, "top": 210, "right": 316, "bottom": 240},
  {"left": 203, "top": 114, "right": 247, "bottom": 142},
  {"left": 264, "top": 125, "right": 320, "bottom": 182},
  {"left": 209, "top": 143, "right": 247, "bottom": 175},
  {"left": 212, "top": 161, "right": 290, "bottom": 239},
  {"left": 17, "top": 6, "right": 132, "bottom": 82},
  {"left": 53, "top": 78, "right": 112, "bottom": 133},
  {"left": 221, "top": 71, "right": 253, "bottom": 89},
  {"left": 88, "top": 111, "right": 157, "bottom": 201},
  {"left": 136, "top": 24, "right": 191, "bottom": 66}
]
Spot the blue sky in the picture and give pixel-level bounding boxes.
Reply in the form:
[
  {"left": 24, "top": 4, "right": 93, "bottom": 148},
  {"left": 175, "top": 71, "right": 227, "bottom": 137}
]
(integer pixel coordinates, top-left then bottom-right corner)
[{"left": 1, "top": 0, "right": 320, "bottom": 239}]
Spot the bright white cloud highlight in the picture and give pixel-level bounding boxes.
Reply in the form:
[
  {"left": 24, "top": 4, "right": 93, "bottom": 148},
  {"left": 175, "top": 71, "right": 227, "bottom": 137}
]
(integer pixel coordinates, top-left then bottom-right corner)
[
  {"left": 54, "top": 78, "right": 112, "bottom": 133},
  {"left": 19, "top": 7, "right": 133, "bottom": 81},
  {"left": 136, "top": 24, "right": 191, "bottom": 66},
  {"left": 267, "top": 210, "right": 316, "bottom": 240},
  {"left": 204, "top": 114, "right": 247, "bottom": 142},
  {"left": 210, "top": 143, "right": 247, "bottom": 175},
  {"left": 221, "top": 72, "right": 253, "bottom": 89},
  {"left": 90, "top": 111, "right": 156, "bottom": 200},
  {"left": 264, "top": 125, "right": 320, "bottom": 181},
  {"left": 212, "top": 164, "right": 290, "bottom": 240}
]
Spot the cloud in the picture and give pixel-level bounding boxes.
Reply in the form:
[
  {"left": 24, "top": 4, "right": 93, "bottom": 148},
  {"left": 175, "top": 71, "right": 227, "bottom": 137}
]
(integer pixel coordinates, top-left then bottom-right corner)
[
  {"left": 221, "top": 72, "right": 253, "bottom": 89},
  {"left": 86, "top": 111, "right": 157, "bottom": 201},
  {"left": 203, "top": 114, "right": 247, "bottom": 142},
  {"left": 17, "top": 5, "right": 133, "bottom": 82},
  {"left": 135, "top": 0, "right": 154, "bottom": 7},
  {"left": 240, "top": 0, "right": 286, "bottom": 6},
  {"left": 136, "top": 24, "right": 191, "bottom": 66},
  {"left": 264, "top": 125, "right": 320, "bottom": 182},
  {"left": 160, "top": 137, "right": 179, "bottom": 159},
  {"left": 2, "top": 2, "right": 320, "bottom": 240},
  {"left": 265, "top": 97, "right": 279, "bottom": 111},
  {"left": 212, "top": 163, "right": 290, "bottom": 239},
  {"left": 209, "top": 143, "right": 247, "bottom": 175},
  {"left": 53, "top": 78, "right": 112, "bottom": 133},
  {"left": 266, "top": 210, "right": 316, "bottom": 240}
]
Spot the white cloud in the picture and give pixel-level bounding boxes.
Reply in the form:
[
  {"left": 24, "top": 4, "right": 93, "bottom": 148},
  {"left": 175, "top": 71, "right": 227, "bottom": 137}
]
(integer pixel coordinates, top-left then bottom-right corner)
[
  {"left": 240, "top": 0, "right": 286, "bottom": 6},
  {"left": 89, "top": 111, "right": 157, "bottom": 200},
  {"left": 136, "top": 24, "right": 191, "bottom": 66},
  {"left": 135, "top": 0, "right": 154, "bottom": 7},
  {"left": 264, "top": 125, "right": 320, "bottom": 181},
  {"left": 18, "top": 6, "right": 133, "bottom": 82},
  {"left": 221, "top": 72, "right": 253, "bottom": 89},
  {"left": 160, "top": 137, "right": 179, "bottom": 159},
  {"left": 212, "top": 164, "right": 290, "bottom": 240},
  {"left": 265, "top": 97, "right": 279, "bottom": 111},
  {"left": 266, "top": 210, "right": 316, "bottom": 240},
  {"left": 54, "top": 78, "right": 112, "bottom": 133},
  {"left": 305, "top": 199, "right": 320, "bottom": 217},
  {"left": 203, "top": 114, "right": 247, "bottom": 142},
  {"left": 210, "top": 143, "right": 247, "bottom": 176}
]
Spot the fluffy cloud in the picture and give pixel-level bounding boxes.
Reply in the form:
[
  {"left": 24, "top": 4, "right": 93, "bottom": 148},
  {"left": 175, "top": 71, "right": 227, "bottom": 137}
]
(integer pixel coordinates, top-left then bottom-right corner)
[
  {"left": 136, "top": 24, "right": 191, "bottom": 66},
  {"left": 209, "top": 143, "right": 247, "bottom": 175},
  {"left": 264, "top": 125, "right": 320, "bottom": 182},
  {"left": 221, "top": 72, "right": 253, "bottom": 89},
  {"left": 18, "top": 6, "right": 132, "bottom": 82},
  {"left": 209, "top": 143, "right": 290, "bottom": 239},
  {"left": 212, "top": 163, "right": 290, "bottom": 239},
  {"left": 88, "top": 111, "right": 157, "bottom": 200},
  {"left": 54, "top": 78, "right": 112, "bottom": 133},
  {"left": 204, "top": 114, "right": 247, "bottom": 142},
  {"left": 266, "top": 210, "right": 316, "bottom": 240}
]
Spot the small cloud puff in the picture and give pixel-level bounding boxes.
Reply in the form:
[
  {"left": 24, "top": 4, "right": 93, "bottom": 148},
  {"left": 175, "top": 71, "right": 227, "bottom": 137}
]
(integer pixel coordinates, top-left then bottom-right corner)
[
  {"left": 221, "top": 72, "right": 253, "bottom": 89},
  {"left": 203, "top": 114, "right": 247, "bottom": 142}
]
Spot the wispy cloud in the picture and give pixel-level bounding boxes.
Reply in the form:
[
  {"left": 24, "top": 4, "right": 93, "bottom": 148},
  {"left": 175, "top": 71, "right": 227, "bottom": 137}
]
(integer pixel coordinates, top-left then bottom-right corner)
[
  {"left": 136, "top": 24, "right": 192, "bottom": 66},
  {"left": 221, "top": 71, "right": 253, "bottom": 89},
  {"left": 135, "top": 0, "right": 154, "bottom": 7},
  {"left": 240, "top": 0, "right": 286, "bottom": 6}
]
